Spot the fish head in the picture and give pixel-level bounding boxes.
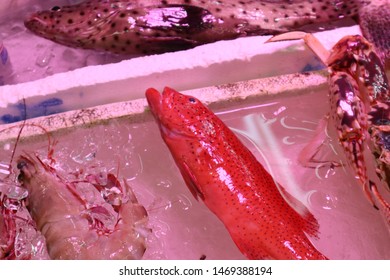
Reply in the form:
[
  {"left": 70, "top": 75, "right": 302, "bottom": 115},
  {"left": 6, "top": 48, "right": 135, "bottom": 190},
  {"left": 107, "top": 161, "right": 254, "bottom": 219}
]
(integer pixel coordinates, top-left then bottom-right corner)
[
  {"left": 146, "top": 87, "right": 217, "bottom": 140},
  {"left": 24, "top": 2, "right": 118, "bottom": 48}
]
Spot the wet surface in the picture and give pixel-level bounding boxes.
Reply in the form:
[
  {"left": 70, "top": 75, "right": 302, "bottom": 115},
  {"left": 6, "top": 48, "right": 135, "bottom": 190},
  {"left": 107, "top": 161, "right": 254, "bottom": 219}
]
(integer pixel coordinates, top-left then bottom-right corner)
[{"left": 1, "top": 87, "right": 389, "bottom": 259}]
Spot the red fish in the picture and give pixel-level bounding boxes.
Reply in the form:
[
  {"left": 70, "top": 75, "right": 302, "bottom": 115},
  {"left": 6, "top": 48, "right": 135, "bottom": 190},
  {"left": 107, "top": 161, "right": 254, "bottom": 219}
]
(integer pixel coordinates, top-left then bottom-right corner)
[{"left": 146, "top": 87, "right": 328, "bottom": 260}]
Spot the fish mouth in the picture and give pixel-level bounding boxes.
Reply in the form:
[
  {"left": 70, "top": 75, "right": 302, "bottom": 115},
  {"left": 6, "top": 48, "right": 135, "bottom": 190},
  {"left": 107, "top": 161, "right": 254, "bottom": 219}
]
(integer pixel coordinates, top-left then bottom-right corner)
[
  {"left": 146, "top": 87, "right": 175, "bottom": 137},
  {"left": 24, "top": 14, "right": 50, "bottom": 35},
  {"left": 145, "top": 87, "right": 178, "bottom": 117},
  {"left": 146, "top": 87, "right": 198, "bottom": 140},
  {"left": 24, "top": 13, "right": 87, "bottom": 48},
  {"left": 145, "top": 88, "right": 163, "bottom": 119}
]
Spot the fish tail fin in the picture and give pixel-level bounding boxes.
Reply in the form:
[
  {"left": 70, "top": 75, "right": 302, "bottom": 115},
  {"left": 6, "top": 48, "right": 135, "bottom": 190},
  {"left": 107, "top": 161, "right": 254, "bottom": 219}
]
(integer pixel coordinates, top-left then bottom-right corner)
[
  {"left": 359, "top": 1, "right": 390, "bottom": 62},
  {"left": 278, "top": 185, "right": 320, "bottom": 239},
  {"left": 301, "top": 207, "right": 321, "bottom": 239},
  {"left": 270, "top": 184, "right": 329, "bottom": 259}
]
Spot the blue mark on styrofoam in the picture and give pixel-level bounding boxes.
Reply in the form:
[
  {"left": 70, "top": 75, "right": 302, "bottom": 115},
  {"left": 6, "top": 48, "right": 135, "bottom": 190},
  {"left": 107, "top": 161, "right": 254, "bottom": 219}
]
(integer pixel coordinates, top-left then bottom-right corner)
[
  {"left": 33, "top": 98, "right": 64, "bottom": 115},
  {"left": 0, "top": 45, "right": 8, "bottom": 65},
  {"left": 1, "top": 98, "right": 65, "bottom": 124},
  {"left": 1, "top": 114, "right": 23, "bottom": 123},
  {"left": 301, "top": 57, "right": 325, "bottom": 72},
  {"left": 302, "top": 63, "right": 325, "bottom": 72}
]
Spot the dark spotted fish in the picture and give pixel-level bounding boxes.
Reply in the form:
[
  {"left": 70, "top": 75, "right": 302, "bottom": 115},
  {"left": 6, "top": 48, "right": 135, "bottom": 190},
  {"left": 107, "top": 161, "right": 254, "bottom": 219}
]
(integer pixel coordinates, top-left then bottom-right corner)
[
  {"left": 24, "top": 0, "right": 386, "bottom": 57},
  {"left": 146, "top": 87, "right": 328, "bottom": 259}
]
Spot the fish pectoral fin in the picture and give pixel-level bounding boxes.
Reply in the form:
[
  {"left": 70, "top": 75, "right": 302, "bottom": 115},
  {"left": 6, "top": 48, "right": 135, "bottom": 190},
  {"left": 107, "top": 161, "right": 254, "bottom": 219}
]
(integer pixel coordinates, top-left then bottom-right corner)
[
  {"left": 179, "top": 161, "right": 204, "bottom": 201},
  {"left": 277, "top": 185, "right": 320, "bottom": 239},
  {"left": 141, "top": 36, "right": 199, "bottom": 53}
]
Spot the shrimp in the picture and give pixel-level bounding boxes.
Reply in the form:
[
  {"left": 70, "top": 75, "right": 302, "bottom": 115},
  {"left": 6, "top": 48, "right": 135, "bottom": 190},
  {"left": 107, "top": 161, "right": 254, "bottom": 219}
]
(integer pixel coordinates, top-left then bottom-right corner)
[
  {"left": 16, "top": 153, "right": 150, "bottom": 260},
  {"left": 0, "top": 184, "right": 49, "bottom": 260},
  {"left": 0, "top": 122, "right": 50, "bottom": 260},
  {"left": 1, "top": 118, "right": 150, "bottom": 260},
  {"left": 0, "top": 192, "right": 17, "bottom": 259}
]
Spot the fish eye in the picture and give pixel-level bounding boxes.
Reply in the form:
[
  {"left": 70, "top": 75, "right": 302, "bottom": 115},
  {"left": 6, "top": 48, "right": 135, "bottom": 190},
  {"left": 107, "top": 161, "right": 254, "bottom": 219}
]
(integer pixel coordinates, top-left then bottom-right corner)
[
  {"left": 51, "top": 6, "right": 61, "bottom": 11},
  {"left": 189, "top": 97, "right": 196, "bottom": 103}
]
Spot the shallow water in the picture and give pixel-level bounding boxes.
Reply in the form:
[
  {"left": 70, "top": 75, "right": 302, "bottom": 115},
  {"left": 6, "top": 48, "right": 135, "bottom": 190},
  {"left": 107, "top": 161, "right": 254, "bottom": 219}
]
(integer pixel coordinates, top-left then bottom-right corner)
[{"left": 0, "top": 86, "right": 389, "bottom": 259}]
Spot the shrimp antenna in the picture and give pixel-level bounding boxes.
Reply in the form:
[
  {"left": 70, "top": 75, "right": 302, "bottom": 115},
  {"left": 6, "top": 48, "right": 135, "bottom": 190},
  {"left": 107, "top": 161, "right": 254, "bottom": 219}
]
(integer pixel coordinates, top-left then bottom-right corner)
[{"left": 7, "top": 98, "right": 27, "bottom": 175}]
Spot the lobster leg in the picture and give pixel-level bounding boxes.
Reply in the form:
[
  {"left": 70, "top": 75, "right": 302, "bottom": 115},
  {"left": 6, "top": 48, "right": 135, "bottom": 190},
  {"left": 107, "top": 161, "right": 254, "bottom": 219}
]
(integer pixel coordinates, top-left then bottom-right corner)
[{"left": 297, "top": 115, "right": 343, "bottom": 169}]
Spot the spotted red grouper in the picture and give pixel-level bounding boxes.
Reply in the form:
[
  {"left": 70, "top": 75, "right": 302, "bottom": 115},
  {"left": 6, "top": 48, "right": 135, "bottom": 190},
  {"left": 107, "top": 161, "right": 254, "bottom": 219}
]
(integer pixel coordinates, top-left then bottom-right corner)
[
  {"left": 146, "top": 87, "right": 328, "bottom": 260},
  {"left": 24, "top": 0, "right": 389, "bottom": 59}
]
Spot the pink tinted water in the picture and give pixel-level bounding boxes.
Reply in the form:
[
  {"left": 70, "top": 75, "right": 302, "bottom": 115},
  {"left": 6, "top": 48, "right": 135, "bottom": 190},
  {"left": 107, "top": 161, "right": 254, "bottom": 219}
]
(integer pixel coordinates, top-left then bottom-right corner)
[{"left": 0, "top": 87, "right": 389, "bottom": 259}]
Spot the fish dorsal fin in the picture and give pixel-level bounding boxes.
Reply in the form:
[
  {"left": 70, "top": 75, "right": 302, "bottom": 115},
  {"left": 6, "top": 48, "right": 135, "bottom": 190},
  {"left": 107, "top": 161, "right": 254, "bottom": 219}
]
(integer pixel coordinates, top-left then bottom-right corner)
[
  {"left": 277, "top": 184, "right": 320, "bottom": 238},
  {"left": 179, "top": 161, "right": 204, "bottom": 201}
]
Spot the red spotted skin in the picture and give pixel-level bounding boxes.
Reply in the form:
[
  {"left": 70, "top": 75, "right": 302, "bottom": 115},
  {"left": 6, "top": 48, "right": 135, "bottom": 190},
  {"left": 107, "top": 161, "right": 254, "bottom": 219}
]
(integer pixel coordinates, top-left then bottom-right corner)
[{"left": 146, "top": 87, "right": 328, "bottom": 260}]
